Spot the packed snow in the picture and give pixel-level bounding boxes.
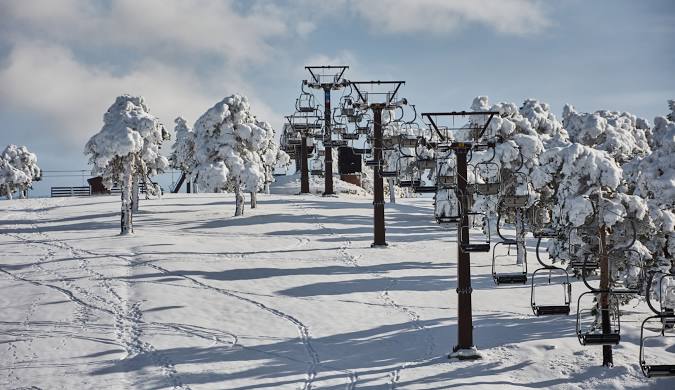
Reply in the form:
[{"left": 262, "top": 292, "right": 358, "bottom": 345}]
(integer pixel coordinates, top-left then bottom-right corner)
[{"left": 1, "top": 193, "right": 673, "bottom": 389}]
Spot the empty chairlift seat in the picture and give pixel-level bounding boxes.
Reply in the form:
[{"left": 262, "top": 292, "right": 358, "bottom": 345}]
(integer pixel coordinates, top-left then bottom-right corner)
[
  {"left": 530, "top": 236, "right": 572, "bottom": 316},
  {"left": 459, "top": 212, "right": 491, "bottom": 252},
  {"left": 639, "top": 272, "right": 675, "bottom": 377},
  {"left": 492, "top": 241, "right": 528, "bottom": 285},
  {"left": 576, "top": 291, "right": 622, "bottom": 345}
]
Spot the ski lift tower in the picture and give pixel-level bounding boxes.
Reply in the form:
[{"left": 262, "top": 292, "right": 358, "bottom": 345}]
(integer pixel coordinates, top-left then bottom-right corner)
[
  {"left": 304, "top": 66, "right": 349, "bottom": 196},
  {"left": 285, "top": 113, "right": 323, "bottom": 194},
  {"left": 351, "top": 80, "right": 407, "bottom": 247},
  {"left": 422, "top": 110, "right": 498, "bottom": 360}
]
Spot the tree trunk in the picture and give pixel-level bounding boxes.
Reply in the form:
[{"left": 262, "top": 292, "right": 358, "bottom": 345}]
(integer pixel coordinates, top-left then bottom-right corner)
[
  {"left": 20, "top": 188, "right": 27, "bottom": 199},
  {"left": 131, "top": 175, "right": 139, "bottom": 213},
  {"left": 5, "top": 184, "right": 12, "bottom": 200},
  {"left": 250, "top": 192, "right": 257, "bottom": 209},
  {"left": 515, "top": 208, "right": 526, "bottom": 265},
  {"left": 388, "top": 178, "right": 396, "bottom": 204},
  {"left": 234, "top": 183, "right": 245, "bottom": 216},
  {"left": 121, "top": 162, "right": 134, "bottom": 235},
  {"left": 599, "top": 224, "right": 613, "bottom": 367}
]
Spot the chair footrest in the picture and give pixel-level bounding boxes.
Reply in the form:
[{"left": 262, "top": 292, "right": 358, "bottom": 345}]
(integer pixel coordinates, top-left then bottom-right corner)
[
  {"left": 413, "top": 186, "right": 437, "bottom": 193},
  {"left": 494, "top": 274, "right": 527, "bottom": 285},
  {"left": 534, "top": 305, "right": 570, "bottom": 316},
  {"left": 462, "top": 244, "right": 491, "bottom": 252},
  {"left": 581, "top": 333, "right": 620, "bottom": 345},
  {"left": 644, "top": 365, "right": 675, "bottom": 377}
]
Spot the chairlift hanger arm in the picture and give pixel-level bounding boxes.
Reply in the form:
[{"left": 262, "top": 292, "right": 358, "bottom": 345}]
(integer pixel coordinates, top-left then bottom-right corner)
[
  {"left": 350, "top": 80, "right": 406, "bottom": 106},
  {"left": 422, "top": 114, "right": 445, "bottom": 141},
  {"left": 305, "top": 65, "right": 349, "bottom": 86},
  {"left": 422, "top": 111, "right": 500, "bottom": 141}
]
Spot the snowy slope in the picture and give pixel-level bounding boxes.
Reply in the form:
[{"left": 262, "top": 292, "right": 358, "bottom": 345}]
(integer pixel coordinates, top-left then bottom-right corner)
[{"left": 1, "top": 193, "right": 673, "bottom": 389}]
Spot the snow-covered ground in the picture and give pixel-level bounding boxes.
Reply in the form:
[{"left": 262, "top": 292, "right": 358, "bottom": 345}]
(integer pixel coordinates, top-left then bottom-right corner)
[{"left": 1, "top": 192, "right": 673, "bottom": 389}]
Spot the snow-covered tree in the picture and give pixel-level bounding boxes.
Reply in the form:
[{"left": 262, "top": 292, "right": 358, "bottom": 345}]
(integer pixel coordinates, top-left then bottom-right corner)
[
  {"left": 170, "top": 116, "right": 196, "bottom": 191},
  {"left": 84, "top": 95, "right": 169, "bottom": 234},
  {"left": 623, "top": 102, "right": 675, "bottom": 275},
  {"left": 192, "top": 94, "right": 276, "bottom": 216},
  {"left": 563, "top": 105, "right": 651, "bottom": 165},
  {"left": 0, "top": 158, "right": 30, "bottom": 200},
  {"left": 0, "top": 144, "right": 41, "bottom": 198},
  {"left": 258, "top": 135, "right": 289, "bottom": 196}
]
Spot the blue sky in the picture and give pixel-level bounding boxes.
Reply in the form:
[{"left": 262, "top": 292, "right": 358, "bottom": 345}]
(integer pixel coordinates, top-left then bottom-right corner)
[{"left": 1, "top": 0, "right": 673, "bottom": 194}]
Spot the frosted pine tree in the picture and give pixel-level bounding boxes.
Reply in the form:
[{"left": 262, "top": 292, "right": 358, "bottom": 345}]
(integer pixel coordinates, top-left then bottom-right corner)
[
  {"left": 170, "top": 116, "right": 196, "bottom": 191},
  {"left": 623, "top": 101, "right": 675, "bottom": 279},
  {"left": 0, "top": 144, "right": 41, "bottom": 198},
  {"left": 192, "top": 94, "right": 275, "bottom": 216},
  {"left": 563, "top": 104, "right": 651, "bottom": 164},
  {"left": 84, "top": 95, "right": 168, "bottom": 234},
  {"left": 0, "top": 157, "right": 30, "bottom": 200}
]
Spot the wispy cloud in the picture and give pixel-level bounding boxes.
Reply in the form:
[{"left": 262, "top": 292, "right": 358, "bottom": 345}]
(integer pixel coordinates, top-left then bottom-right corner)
[{"left": 346, "top": 0, "right": 551, "bottom": 36}]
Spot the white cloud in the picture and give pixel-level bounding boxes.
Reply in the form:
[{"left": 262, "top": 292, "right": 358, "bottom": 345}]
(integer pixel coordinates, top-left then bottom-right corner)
[
  {"left": 347, "top": 0, "right": 551, "bottom": 36},
  {"left": 0, "top": 42, "right": 277, "bottom": 149},
  {"left": 1, "top": 0, "right": 290, "bottom": 64}
]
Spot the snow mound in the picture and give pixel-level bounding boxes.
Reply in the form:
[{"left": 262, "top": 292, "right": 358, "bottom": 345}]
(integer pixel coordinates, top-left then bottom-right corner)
[{"left": 271, "top": 173, "right": 369, "bottom": 197}]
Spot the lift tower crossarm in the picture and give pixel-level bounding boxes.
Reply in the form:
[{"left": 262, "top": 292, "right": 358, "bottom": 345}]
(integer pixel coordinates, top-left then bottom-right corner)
[
  {"left": 422, "top": 111, "right": 498, "bottom": 141},
  {"left": 305, "top": 65, "right": 349, "bottom": 88}
]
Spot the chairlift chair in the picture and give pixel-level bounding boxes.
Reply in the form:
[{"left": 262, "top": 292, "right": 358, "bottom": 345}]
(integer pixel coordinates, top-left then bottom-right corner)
[
  {"left": 575, "top": 245, "right": 640, "bottom": 346},
  {"left": 340, "top": 96, "right": 355, "bottom": 117},
  {"left": 499, "top": 171, "right": 530, "bottom": 209},
  {"left": 491, "top": 212, "right": 527, "bottom": 285},
  {"left": 530, "top": 236, "right": 572, "bottom": 316},
  {"left": 399, "top": 134, "right": 419, "bottom": 148},
  {"left": 324, "top": 139, "right": 347, "bottom": 148},
  {"left": 492, "top": 241, "right": 528, "bottom": 285},
  {"left": 416, "top": 159, "right": 436, "bottom": 170},
  {"left": 437, "top": 157, "right": 457, "bottom": 189},
  {"left": 413, "top": 184, "right": 437, "bottom": 193},
  {"left": 640, "top": 272, "right": 675, "bottom": 377},
  {"left": 332, "top": 124, "right": 347, "bottom": 135},
  {"left": 379, "top": 157, "right": 398, "bottom": 178},
  {"left": 433, "top": 186, "right": 460, "bottom": 223},
  {"left": 576, "top": 291, "right": 622, "bottom": 345},
  {"left": 296, "top": 91, "right": 317, "bottom": 113},
  {"left": 309, "top": 152, "right": 324, "bottom": 176},
  {"left": 529, "top": 200, "right": 557, "bottom": 238},
  {"left": 342, "top": 132, "right": 359, "bottom": 140},
  {"left": 438, "top": 175, "right": 457, "bottom": 189},
  {"left": 474, "top": 161, "right": 501, "bottom": 196},
  {"left": 459, "top": 212, "right": 491, "bottom": 252}
]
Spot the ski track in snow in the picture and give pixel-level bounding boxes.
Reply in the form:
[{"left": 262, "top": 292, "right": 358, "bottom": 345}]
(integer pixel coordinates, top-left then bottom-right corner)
[
  {"left": 1, "top": 202, "right": 192, "bottom": 390},
  {"left": 295, "top": 199, "right": 436, "bottom": 389},
  {"left": 2, "top": 206, "right": 342, "bottom": 390}
]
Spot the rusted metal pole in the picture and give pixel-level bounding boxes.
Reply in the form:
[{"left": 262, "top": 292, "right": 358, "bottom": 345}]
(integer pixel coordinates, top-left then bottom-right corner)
[
  {"left": 323, "top": 88, "right": 335, "bottom": 196},
  {"left": 454, "top": 144, "right": 475, "bottom": 353},
  {"left": 300, "top": 135, "right": 310, "bottom": 194},
  {"left": 371, "top": 106, "right": 387, "bottom": 247}
]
